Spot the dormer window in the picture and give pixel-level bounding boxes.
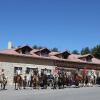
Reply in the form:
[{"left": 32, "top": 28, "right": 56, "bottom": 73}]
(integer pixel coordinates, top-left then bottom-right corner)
[
  {"left": 41, "top": 52, "right": 49, "bottom": 57},
  {"left": 34, "top": 48, "right": 50, "bottom": 57},
  {"left": 15, "top": 45, "right": 33, "bottom": 55},
  {"left": 22, "top": 49, "right": 26, "bottom": 54},
  {"left": 86, "top": 56, "right": 92, "bottom": 62},
  {"left": 78, "top": 54, "right": 93, "bottom": 62},
  {"left": 62, "top": 51, "right": 70, "bottom": 59},
  {"left": 54, "top": 51, "right": 70, "bottom": 59}
]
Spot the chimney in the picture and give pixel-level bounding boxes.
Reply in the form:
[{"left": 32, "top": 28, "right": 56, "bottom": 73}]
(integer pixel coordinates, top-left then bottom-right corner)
[{"left": 8, "top": 41, "right": 12, "bottom": 49}]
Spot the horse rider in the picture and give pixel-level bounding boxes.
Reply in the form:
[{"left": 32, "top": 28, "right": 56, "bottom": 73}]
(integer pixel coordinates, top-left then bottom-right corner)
[
  {"left": 52, "top": 75, "right": 58, "bottom": 89},
  {"left": 14, "top": 69, "right": 22, "bottom": 90},
  {"left": 0, "top": 69, "right": 7, "bottom": 90}
]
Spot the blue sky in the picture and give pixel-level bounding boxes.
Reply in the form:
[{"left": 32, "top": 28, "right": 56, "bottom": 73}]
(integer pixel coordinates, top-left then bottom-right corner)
[{"left": 0, "top": 0, "right": 100, "bottom": 52}]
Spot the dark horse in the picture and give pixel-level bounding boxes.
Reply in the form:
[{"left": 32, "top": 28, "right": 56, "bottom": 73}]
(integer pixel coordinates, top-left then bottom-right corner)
[
  {"left": 58, "top": 74, "right": 63, "bottom": 89},
  {"left": 40, "top": 73, "right": 48, "bottom": 89},
  {"left": 13, "top": 74, "right": 23, "bottom": 90}
]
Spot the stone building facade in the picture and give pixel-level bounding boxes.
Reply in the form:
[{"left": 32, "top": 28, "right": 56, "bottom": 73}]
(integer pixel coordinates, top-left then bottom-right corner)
[{"left": 0, "top": 44, "right": 100, "bottom": 84}]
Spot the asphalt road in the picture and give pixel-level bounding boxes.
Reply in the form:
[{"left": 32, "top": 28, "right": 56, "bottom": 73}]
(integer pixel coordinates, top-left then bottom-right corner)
[{"left": 0, "top": 86, "right": 100, "bottom": 100}]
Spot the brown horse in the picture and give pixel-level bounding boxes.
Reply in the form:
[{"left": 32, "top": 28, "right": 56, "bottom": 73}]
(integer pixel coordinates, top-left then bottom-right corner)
[
  {"left": 74, "top": 73, "right": 83, "bottom": 87},
  {"left": 13, "top": 75, "right": 23, "bottom": 90},
  {"left": 32, "top": 75, "right": 40, "bottom": 89}
]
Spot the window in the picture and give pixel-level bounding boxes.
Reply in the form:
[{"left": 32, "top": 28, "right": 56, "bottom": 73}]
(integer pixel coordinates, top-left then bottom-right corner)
[
  {"left": 41, "top": 52, "right": 48, "bottom": 57},
  {"left": 26, "top": 67, "right": 38, "bottom": 75},
  {"left": 14, "top": 67, "right": 22, "bottom": 74},
  {"left": 22, "top": 49, "right": 30, "bottom": 54},
  {"left": 86, "top": 57, "right": 92, "bottom": 62},
  {"left": 22, "top": 49, "right": 26, "bottom": 54},
  {"left": 41, "top": 69, "right": 51, "bottom": 75}
]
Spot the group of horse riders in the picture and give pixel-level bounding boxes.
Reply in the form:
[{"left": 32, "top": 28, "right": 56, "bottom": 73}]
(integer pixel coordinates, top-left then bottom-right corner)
[
  {"left": 0, "top": 68, "right": 98, "bottom": 90},
  {"left": 13, "top": 69, "right": 97, "bottom": 90}
]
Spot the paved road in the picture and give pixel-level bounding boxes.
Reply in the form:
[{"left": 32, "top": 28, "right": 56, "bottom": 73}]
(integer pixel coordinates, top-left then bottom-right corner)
[{"left": 0, "top": 86, "right": 100, "bottom": 100}]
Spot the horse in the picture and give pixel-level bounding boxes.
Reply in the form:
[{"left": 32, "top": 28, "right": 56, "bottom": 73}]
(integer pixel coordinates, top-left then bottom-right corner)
[
  {"left": 23, "top": 75, "right": 27, "bottom": 89},
  {"left": 58, "top": 74, "right": 63, "bottom": 89},
  {"left": 84, "top": 70, "right": 97, "bottom": 87},
  {"left": 52, "top": 75, "right": 58, "bottom": 89},
  {"left": 87, "top": 75, "right": 95, "bottom": 87},
  {"left": 39, "top": 73, "right": 48, "bottom": 89},
  {"left": 74, "top": 73, "right": 83, "bottom": 87},
  {"left": 32, "top": 75, "right": 40, "bottom": 89},
  {"left": 0, "top": 74, "right": 7, "bottom": 90},
  {"left": 13, "top": 74, "right": 23, "bottom": 90}
]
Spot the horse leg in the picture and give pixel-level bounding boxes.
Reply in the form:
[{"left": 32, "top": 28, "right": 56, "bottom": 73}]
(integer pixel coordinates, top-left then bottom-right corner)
[
  {"left": 17, "top": 83, "right": 19, "bottom": 90},
  {"left": 35, "top": 82, "right": 37, "bottom": 89},
  {"left": 37, "top": 81, "right": 39, "bottom": 89},
  {"left": 63, "top": 82, "right": 64, "bottom": 88},
  {"left": 0, "top": 83, "right": 2, "bottom": 90},
  {"left": 19, "top": 82, "right": 22, "bottom": 90},
  {"left": 0, "top": 82, "right": 1, "bottom": 90},
  {"left": 15, "top": 82, "right": 17, "bottom": 90},
  {"left": 18, "top": 83, "right": 20, "bottom": 90},
  {"left": 1, "top": 82, "right": 3, "bottom": 90},
  {"left": 53, "top": 82, "right": 55, "bottom": 89},
  {"left": 3, "top": 83, "right": 5, "bottom": 90},
  {"left": 23, "top": 81, "right": 25, "bottom": 89},
  {"left": 15, "top": 83, "right": 16, "bottom": 90}
]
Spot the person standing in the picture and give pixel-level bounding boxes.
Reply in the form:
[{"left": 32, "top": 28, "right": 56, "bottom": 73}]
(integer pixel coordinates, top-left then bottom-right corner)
[{"left": 23, "top": 75, "right": 27, "bottom": 89}]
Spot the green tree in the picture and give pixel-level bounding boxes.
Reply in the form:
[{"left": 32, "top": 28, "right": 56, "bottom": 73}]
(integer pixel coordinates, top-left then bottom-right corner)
[
  {"left": 17, "top": 45, "right": 21, "bottom": 48},
  {"left": 91, "top": 45, "right": 100, "bottom": 59},
  {"left": 81, "top": 47, "right": 91, "bottom": 55},
  {"left": 51, "top": 48, "right": 58, "bottom": 52},
  {"left": 33, "top": 45, "right": 38, "bottom": 49},
  {"left": 72, "top": 50, "right": 79, "bottom": 54},
  {"left": 38, "top": 46, "right": 43, "bottom": 49}
]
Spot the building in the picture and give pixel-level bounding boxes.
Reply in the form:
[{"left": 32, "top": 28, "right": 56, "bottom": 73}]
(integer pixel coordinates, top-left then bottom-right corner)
[{"left": 0, "top": 42, "right": 100, "bottom": 84}]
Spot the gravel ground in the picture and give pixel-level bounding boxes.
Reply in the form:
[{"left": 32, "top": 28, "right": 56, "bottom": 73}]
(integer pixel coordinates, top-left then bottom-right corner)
[{"left": 0, "top": 86, "right": 100, "bottom": 100}]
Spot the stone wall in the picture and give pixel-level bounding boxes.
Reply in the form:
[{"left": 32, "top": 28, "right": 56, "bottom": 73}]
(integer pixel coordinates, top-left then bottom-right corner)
[{"left": 0, "top": 61, "right": 56, "bottom": 85}]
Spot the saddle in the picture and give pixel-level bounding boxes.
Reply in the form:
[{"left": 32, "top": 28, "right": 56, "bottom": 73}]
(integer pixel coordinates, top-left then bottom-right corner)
[{"left": 16, "top": 75, "right": 22, "bottom": 82}]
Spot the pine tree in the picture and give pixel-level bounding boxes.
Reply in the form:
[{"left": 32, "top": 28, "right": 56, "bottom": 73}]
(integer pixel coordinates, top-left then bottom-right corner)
[
  {"left": 72, "top": 50, "right": 79, "bottom": 54},
  {"left": 51, "top": 48, "right": 58, "bottom": 52},
  {"left": 91, "top": 45, "right": 100, "bottom": 59},
  {"left": 33, "top": 45, "right": 38, "bottom": 49},
  {"left": 81, "top": 47, "right": 91, "bottom": 55}
]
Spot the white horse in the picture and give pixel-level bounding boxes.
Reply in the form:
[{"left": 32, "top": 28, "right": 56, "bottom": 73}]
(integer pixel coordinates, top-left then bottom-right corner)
[
  {"left": 87, "top": 70, "right": 97, "bottom": 87},
  {"left": 0, "top": 74, "right": 7, "bottom": 90}
]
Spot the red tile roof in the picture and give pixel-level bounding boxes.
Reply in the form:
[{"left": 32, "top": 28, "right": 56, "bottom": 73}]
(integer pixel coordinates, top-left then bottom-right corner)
[
  {"left": 30, "top": 49, "right": 39, "bottom": 54},
  {"left": 68, "top": 54, "right": 83, "bottom": 62},
  {"left": 49, "top": 52, "right": 60, "bottom": 56},
  {"left": 33, "top": 48, "right": 50, "bottom": 53},
  {"left": 92, "top": 58, "right": 100, "bottom": 64},
  {"left": 78, "top": 54, "right": 94, "bottom": 59},
  {"left": 49, "top": 55, "right": 60, "bottom": 60},
  {"left": 0, "top": 49, "right": 19, "bottom": 55},
  {"left": 0, "top": 46, "right": 100, "bottom": 65}
]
